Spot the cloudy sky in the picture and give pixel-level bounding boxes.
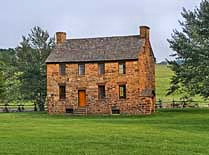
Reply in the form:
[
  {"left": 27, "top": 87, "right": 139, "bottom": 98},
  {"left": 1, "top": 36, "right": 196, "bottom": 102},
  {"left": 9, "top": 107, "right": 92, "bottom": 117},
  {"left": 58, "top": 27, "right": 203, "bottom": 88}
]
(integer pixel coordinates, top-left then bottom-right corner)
[{"left": 0, "top": 0, "right": 201, "bottom": 62}]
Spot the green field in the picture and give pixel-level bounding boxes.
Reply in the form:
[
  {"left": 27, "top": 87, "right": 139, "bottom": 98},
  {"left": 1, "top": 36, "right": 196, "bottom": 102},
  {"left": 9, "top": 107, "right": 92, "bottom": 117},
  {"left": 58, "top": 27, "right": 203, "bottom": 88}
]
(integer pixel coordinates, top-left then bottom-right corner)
[
  {"left": 155, "top": 64, "right": 203, "bottom": 102},
  {"left": 155, "top": 64, "right": 174, "bottom": 101},
  {"left": 0, "top": 110, "right": 209, "bottom": 155}
]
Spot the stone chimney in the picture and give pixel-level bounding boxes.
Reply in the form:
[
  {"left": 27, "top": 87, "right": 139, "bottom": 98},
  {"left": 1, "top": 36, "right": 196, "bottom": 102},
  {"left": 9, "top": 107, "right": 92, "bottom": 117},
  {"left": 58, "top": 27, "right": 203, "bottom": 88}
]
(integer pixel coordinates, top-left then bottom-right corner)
[
  {"left": 139, "top": 26, "right": 150, "bottom": 40},
  {"left": 56, "top": 32, "right": 67, "bottom": 45}
]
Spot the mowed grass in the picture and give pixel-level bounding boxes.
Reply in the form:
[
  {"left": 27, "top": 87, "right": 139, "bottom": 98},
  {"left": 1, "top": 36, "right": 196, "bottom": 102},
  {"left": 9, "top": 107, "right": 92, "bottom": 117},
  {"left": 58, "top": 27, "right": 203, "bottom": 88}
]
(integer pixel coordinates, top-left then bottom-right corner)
[
  {"left": 1, "top": 109, "right": 209, "bottom": 155},
  {"left": 155, "top": 64, "right": 203, "bottom": 102}
]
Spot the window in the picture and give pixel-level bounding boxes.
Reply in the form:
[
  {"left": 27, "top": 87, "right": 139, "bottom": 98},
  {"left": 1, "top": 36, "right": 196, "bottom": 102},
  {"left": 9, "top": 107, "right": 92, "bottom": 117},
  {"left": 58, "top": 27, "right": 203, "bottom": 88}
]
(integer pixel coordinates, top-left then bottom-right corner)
[
  {"left": 98, "top": 63, "right": 105, "bottom": 75},
  {"left": 59, "top": 63, "right": 66, "bottom": 75},
  {"left": 119, "top": 85, "right": 126, "bottom": 99},
  {"left": 119, "top": 62, "right": 125, "bottom": 74},
  {"left": 66, "top": 108, "right": 73, "bottom": 114},
  {"left": 98, "top": 85, "right": 105, "bottom": 99},
  {"left": 112, "top": 109, "right": 120, "bottom": 114},
  {"left": 78, "top": 64, "right": 85, "bottom": 75},
  {"left": 59, "top": 85, "right": 66, "bottom": 99}
]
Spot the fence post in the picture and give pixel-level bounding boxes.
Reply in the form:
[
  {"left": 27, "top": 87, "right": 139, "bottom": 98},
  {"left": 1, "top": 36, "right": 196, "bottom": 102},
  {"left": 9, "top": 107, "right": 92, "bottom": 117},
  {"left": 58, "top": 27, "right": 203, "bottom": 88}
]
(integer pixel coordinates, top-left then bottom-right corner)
[
  {"left": 172, "top": 99, "right": 175, "bottom": 108},
  {"left": 183, "top": 100, "right": 186, "bottom": 108},
  {"left": 17, "top": 105, "right": 21, "bottom": 112},
  {"left": 159, "top": 99, "right": 162, "bottom": 108},
  {"left": 21, "top": 105, "right": 24, "bottom": 111},
  {"left": 4, "top": 103, "right": 9, "bottom": 113},
  {"left": 34, "top": 103, "right": 37, "bottom": 111}
]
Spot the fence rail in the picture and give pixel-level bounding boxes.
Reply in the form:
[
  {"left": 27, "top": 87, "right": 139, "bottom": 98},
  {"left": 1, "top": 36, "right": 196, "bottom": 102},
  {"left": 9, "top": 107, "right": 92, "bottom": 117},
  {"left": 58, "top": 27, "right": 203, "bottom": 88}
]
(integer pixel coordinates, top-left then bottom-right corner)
[
  {"left": 155, "top": 99, "right": 209, "bottom": 109},
  {"left": 0, "top": 104, "right": 47, "bottom": 113},
  {"left": 1, "top": 100, "right": 209, "bottom": 113}
]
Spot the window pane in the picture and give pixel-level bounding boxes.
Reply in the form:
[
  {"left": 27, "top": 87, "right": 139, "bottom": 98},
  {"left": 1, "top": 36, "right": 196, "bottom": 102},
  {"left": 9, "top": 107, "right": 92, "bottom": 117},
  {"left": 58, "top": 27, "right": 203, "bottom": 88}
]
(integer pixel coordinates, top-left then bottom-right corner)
[
  {"left": 120, "top": 86, "right": 124, "bottom": 97},
  {"left": 60, "top": 63, "right": 66, "bottom": 75},
  {"left": 119, "top": 62, "right": 125, "bottom": 74},
  {"left": 79, "top": 64, "right": 85, "bottom": 75},
  {"left": 119, "top": 85, "right": 126, "bottom": 99},
  {"left": 98, "top": 63, "right": 105, "bottom": 75},
  {"left": 98, "top": 86, "right": 105, "bottom": 99},
  {"left": 59, "top": 85, "right": 66, "bottom": 99}
]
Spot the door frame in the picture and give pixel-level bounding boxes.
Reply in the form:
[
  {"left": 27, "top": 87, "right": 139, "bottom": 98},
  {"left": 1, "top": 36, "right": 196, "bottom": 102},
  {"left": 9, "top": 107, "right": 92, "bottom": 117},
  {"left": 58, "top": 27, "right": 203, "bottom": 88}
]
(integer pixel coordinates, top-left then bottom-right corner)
[{"left": 78, "top": 90, "right": 86, "bottom": 107}]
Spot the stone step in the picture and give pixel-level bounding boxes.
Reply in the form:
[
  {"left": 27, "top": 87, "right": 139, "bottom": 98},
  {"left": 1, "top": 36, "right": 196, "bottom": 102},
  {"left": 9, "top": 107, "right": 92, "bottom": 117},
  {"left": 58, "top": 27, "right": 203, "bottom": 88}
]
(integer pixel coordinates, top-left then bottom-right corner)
[{"left": 75, "top": 109, "right": 86, "bottom": 112}]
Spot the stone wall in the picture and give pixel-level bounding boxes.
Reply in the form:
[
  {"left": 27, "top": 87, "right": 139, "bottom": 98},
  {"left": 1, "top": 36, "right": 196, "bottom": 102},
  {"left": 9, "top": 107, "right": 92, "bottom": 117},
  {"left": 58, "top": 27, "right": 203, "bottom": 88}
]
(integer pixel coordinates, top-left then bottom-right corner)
[
  {"left": 47, "top": 49, "right": 155, "bottom": 115},
  {"left": 138, "top": 39, "right": 156, "bottom": 112}
]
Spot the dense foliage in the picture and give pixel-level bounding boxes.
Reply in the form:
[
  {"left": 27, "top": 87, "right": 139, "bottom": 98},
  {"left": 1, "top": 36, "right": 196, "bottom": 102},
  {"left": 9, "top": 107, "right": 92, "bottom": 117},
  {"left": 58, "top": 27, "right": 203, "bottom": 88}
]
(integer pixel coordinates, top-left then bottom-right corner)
[
  {"left": 0, "top": 49, "right": 19, "bottom": 103},
  {"left": 167, "top": 0, "right": 209, "bottom": 99},
  {"left": 0, "top": 27, "right": 54, "bottom": 110},
  {"left": 0, "top": 62, "right": 5, "bottom": 100}
]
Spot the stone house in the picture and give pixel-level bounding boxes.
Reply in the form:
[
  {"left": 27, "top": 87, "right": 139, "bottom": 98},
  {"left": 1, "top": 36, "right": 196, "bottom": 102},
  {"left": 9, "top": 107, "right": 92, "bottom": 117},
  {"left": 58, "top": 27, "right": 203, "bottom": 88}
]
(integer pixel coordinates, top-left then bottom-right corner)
[{"left": 46, "top": 26, "right": 155, "bottom": 115}]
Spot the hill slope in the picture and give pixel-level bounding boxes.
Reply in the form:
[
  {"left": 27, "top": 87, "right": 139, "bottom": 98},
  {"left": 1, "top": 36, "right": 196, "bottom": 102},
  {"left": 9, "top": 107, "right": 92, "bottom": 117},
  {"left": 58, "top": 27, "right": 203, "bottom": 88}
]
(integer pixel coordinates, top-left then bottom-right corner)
[{"left": 155, "top": 64, "right": 203, "bottom": 102}]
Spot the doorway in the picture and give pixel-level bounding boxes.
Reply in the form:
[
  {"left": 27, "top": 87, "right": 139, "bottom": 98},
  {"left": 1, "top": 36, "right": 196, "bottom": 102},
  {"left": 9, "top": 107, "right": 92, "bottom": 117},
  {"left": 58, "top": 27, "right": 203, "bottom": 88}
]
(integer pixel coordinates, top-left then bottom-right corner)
[{"left": 78, "top": 90, "right": 86, "bottom": 107}]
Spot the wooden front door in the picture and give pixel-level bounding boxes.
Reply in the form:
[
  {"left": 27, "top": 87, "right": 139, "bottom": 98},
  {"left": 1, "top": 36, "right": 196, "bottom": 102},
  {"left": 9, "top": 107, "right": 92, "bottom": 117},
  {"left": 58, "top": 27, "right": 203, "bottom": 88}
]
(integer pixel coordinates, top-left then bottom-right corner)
[{"left": 78, "top": 90, "right": 86, "bottom": 107}]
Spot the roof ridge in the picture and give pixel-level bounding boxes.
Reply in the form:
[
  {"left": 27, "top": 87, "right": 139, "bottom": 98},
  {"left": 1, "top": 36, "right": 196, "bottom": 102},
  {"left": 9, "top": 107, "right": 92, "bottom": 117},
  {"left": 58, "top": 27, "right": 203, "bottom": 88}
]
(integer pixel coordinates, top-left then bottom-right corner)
[{"left": 66, "top": 34, "right": 140, "bottom": 41}]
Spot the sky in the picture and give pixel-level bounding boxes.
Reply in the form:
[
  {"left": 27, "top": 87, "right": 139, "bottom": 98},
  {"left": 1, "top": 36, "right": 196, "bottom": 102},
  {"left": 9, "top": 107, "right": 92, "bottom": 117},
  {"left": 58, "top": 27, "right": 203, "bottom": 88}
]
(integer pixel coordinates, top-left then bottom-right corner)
[{"left": 0, "top": 0, "right": 202, "bottom": 62}]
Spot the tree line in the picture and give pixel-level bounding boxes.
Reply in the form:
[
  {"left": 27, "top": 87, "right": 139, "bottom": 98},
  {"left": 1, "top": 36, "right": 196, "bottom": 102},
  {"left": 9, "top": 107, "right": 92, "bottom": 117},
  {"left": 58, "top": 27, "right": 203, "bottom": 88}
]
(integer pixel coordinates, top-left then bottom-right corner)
[{"left": 0, "top": 27, "right": 54, "bottom": 111}]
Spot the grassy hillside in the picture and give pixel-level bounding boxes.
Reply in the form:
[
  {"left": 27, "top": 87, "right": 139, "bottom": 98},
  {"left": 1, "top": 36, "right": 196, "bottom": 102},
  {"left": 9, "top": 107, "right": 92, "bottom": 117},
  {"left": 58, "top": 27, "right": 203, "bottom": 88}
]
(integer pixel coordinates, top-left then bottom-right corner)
[
  {"left": 155, "top": 64, "right": 203, "bottom": 102},
  {"left": 0, "top": 110, "right": 209, "bottom": 155},
  {"left": 155, "top": 64, "right": 176, "bottom": 101}
]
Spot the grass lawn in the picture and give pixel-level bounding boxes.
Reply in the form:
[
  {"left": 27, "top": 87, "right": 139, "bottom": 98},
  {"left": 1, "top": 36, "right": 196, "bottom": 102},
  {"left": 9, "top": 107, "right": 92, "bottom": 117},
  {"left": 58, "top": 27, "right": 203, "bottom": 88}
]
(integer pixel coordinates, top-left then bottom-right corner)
[{"left": 1, "top": 109, "right": 209, "bottom": 155}]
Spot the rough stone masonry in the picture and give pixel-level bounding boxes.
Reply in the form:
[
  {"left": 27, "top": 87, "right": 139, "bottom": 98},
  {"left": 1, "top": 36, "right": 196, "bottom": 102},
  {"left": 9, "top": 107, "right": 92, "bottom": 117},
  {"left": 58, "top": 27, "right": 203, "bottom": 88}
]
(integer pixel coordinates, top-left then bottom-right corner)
[{"left": 46, "top": 26, "right": 155, "bottom": 115}]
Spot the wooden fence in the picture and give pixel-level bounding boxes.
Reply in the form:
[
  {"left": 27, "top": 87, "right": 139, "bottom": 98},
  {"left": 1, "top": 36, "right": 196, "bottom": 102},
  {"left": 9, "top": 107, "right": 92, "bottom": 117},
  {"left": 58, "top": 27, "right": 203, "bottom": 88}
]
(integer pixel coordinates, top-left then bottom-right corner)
[
  {"left": 156, "top": 99, "right": 209, "bottom": 109},
  {"left": 0, "top": 104, "right": 47, "bottom": 113},
  {"left": 0, "top": 100, "right": 209, "bottom": 113}
]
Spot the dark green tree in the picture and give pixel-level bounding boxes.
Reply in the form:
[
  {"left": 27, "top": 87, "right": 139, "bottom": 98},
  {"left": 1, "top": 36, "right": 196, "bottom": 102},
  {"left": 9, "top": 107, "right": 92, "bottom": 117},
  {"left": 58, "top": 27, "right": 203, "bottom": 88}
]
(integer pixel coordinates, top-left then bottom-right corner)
[
  {"left": 167, "top": 0, "right": 209, "bottom": 99},
  {"left": 0, "top": 49, "right": 19, "bottom": 103},
  {"left": 16, "top": 26, "right": 54, "bottom": 110},
  {"left": 0, "top": 61, "right": 5, "bottom": 101}
]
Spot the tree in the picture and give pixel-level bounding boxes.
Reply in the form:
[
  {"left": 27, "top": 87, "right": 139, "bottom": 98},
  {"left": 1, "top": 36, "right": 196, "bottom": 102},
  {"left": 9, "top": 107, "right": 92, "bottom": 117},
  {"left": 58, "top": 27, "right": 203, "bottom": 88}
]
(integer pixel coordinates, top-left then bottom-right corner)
[
  {"left": 167, "top": 0, "right": 209, "bottom": 99},
  {"left": 0, "top": 49, "right": 19, "bottom": 103},
  {"left": 0, "top": 61, "right": 5, "bottom": 101},
  {"left": 16, "top": 26, "right": 54, "bottom": 110}
]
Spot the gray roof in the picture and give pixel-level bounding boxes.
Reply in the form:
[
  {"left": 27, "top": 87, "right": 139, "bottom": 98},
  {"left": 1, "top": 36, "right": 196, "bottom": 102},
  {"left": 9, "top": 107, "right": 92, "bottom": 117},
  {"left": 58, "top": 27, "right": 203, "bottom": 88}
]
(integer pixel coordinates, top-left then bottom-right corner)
[{"left": 46, "top": 35, "right": 144, "bottom": 63}]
